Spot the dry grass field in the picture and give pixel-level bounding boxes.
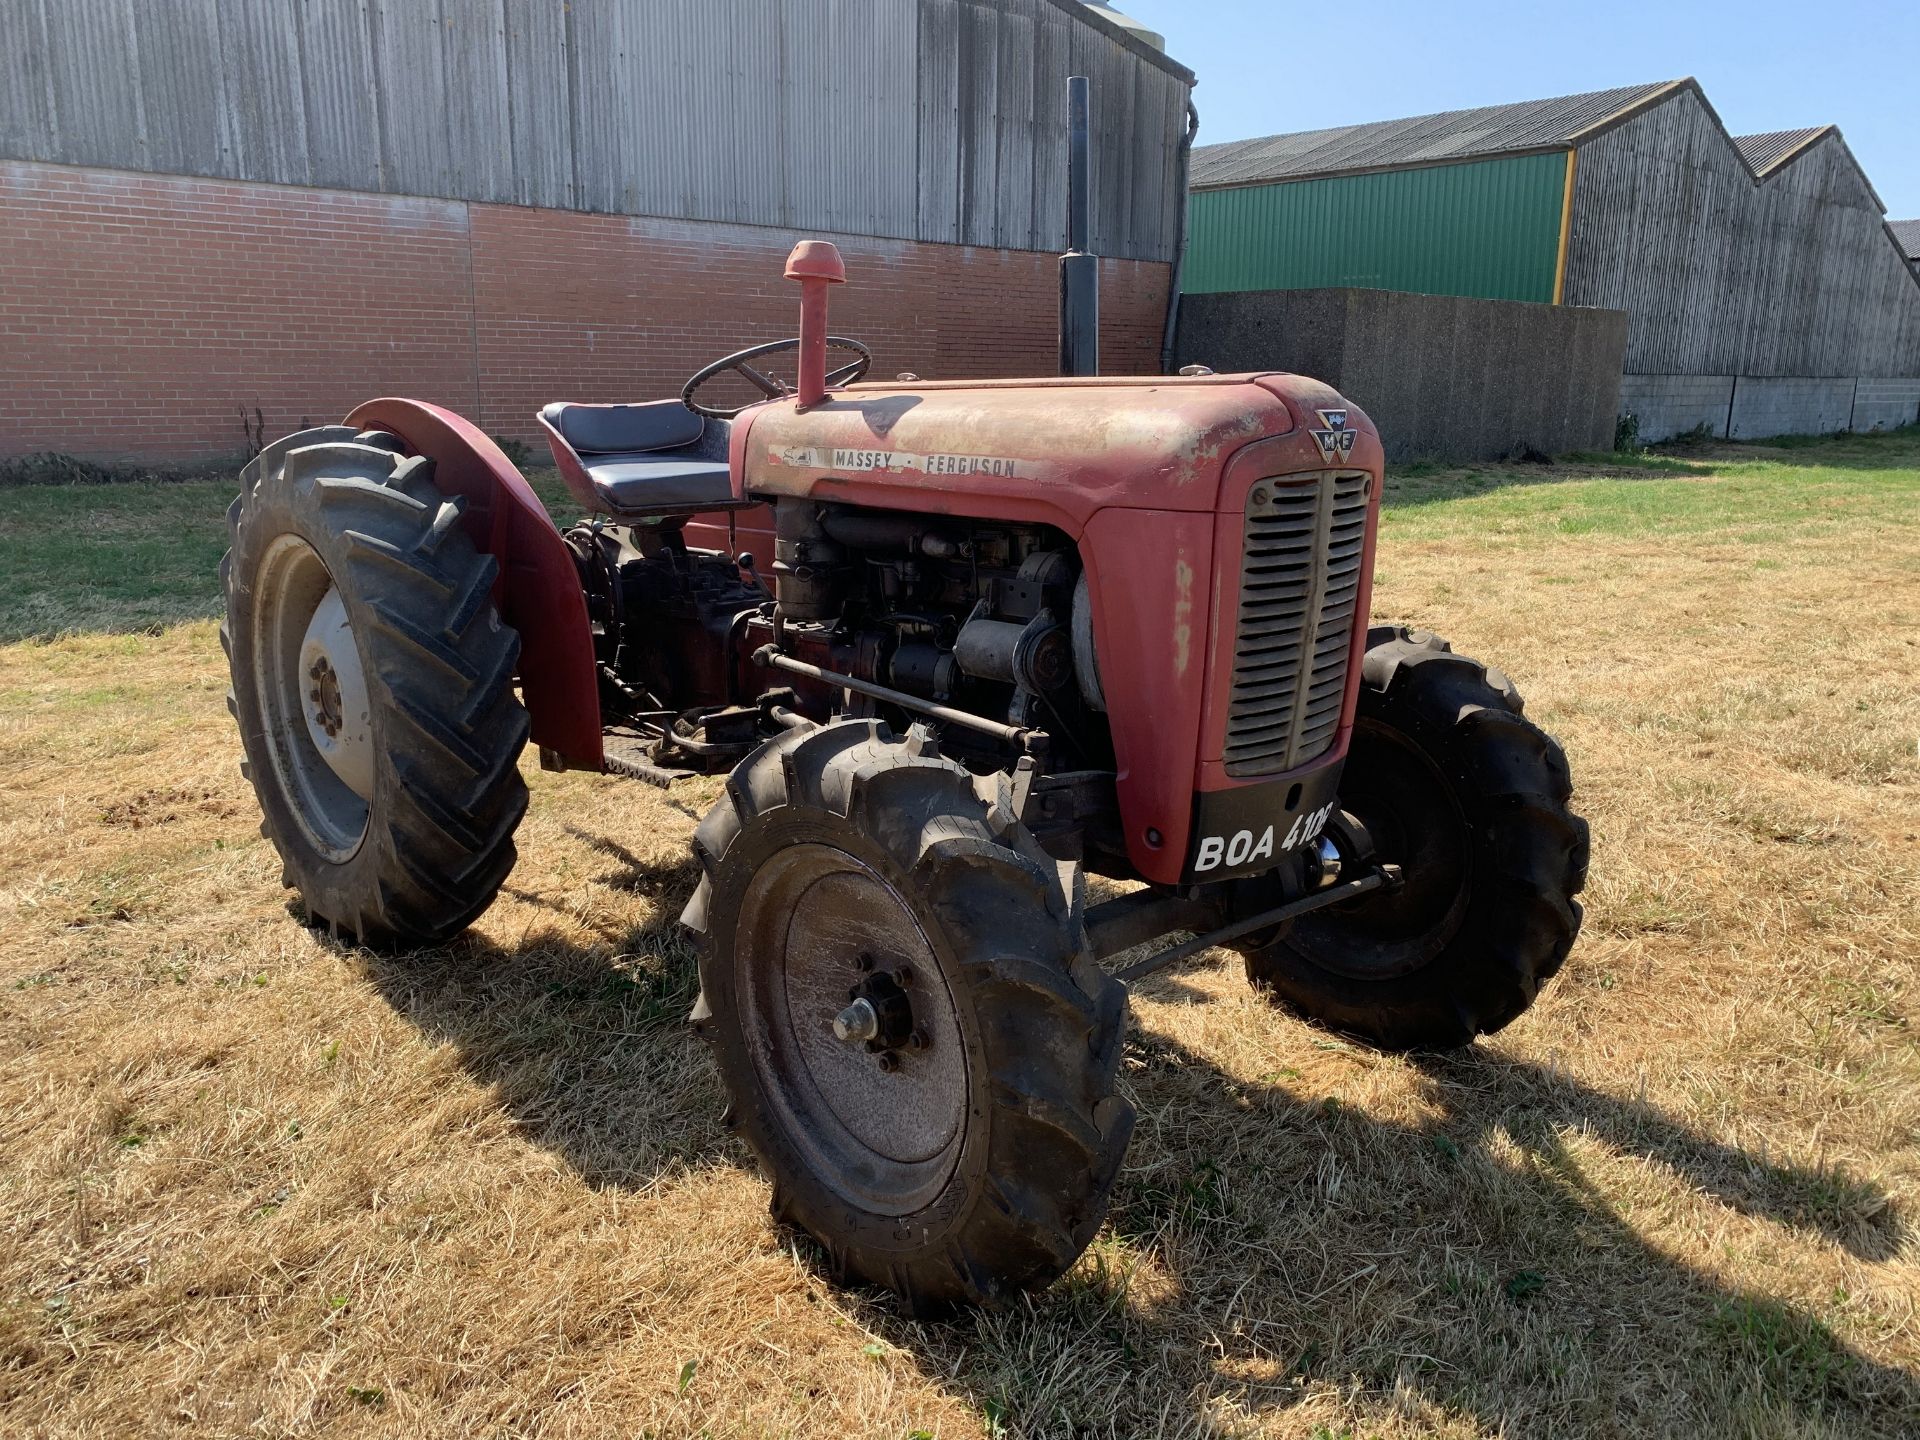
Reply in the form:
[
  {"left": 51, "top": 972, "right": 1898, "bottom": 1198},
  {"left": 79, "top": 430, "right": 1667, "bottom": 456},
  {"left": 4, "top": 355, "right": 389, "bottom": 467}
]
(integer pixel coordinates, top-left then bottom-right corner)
[{"left": 2, "top": 430, "right": 1916, "bottom": 1438}]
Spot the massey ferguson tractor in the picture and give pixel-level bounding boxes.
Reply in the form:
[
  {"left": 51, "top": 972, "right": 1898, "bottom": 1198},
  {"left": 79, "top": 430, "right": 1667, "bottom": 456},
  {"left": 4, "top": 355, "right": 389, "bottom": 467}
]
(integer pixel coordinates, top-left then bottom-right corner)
[{"left": 221, "top": 226, "right": 1586, "bottom": 1309}]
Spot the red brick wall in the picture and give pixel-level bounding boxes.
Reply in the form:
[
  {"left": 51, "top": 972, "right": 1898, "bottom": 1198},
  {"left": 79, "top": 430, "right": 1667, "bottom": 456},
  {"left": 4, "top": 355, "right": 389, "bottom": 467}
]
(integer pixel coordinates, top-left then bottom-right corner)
[{"left": 0, "top": 160, "right": 1171, "bottom": 463}]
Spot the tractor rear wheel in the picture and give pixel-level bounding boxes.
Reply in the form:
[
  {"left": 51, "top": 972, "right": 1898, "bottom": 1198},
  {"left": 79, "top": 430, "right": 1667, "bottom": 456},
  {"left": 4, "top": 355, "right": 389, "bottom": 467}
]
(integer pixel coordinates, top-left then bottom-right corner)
[
  {"left": 221, "top": 428, "right": 530, "bottom": 947},
  {"left": 1242, "top": 627, "right": 1588, "bottom": 1050},
  {"left": 682, "top": 721, "right": 1133, "bottom": 1311}
]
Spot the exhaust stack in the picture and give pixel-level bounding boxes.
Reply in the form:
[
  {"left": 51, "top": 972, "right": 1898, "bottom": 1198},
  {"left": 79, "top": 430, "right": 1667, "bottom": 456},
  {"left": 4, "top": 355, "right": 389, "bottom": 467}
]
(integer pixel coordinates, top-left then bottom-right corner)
[
  {"left": 1059, "top": 76, "right": 1100, "bottom": 377},
  {"left": 784, "top": 239, "right": 846, "bottom": 408}
]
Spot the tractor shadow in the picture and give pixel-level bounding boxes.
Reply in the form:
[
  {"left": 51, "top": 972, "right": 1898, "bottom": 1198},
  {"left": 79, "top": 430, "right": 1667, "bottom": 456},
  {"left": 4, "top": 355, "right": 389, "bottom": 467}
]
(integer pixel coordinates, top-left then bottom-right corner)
[
  {"left": 344, "top": 841, "right": 1916, "bottom": 1434},
  {"left": 352, "top": 834, "right": 732, "bottom": 1193},
  {"left": 877, "top": 1023, "right": 1916, "bottom": 1436}
]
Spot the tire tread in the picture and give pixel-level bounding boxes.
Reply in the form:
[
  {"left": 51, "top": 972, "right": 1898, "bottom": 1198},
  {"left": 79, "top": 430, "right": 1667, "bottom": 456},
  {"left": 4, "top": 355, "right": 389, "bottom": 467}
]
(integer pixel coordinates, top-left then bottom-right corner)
[
  {"left": 683, "top": 721, "right": 1132, "bottom": 1310},
  {"left": 221, "top": 434, "right": 529, "bottom": 947},
  {"left": 1247, "top": 624, "right": 1587, "bottom": 1050}
]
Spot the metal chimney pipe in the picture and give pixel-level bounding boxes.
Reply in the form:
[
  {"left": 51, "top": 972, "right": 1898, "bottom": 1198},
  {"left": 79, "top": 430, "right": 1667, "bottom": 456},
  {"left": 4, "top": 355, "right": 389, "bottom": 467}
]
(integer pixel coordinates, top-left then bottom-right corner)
[{"left": 1059, "top": 75, "right": 1100, "bottom": 376}]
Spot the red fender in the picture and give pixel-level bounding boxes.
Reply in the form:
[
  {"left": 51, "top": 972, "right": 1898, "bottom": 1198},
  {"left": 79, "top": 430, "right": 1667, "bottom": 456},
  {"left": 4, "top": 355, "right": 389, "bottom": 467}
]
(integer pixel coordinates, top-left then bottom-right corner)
[{"left": 344, "top": 398, "right": 603, "bottom": 769}]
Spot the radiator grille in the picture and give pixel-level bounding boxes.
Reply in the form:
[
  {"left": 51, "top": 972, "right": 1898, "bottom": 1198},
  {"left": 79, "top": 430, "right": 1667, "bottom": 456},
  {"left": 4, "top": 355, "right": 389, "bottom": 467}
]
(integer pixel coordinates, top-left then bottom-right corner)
[{"left": 1223, "top": 471, "right": 1370, "bottom": 777}]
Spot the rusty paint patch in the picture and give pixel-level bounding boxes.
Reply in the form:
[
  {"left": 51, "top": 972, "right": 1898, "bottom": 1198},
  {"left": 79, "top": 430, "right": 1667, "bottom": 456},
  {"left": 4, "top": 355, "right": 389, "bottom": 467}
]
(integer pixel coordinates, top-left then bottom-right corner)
[
  {"left": 1172, "top": 556, "right": 1195, "bottom": 675},
  {"left": 1175, "top": 408, "right": 1268, "bottom": 483}
]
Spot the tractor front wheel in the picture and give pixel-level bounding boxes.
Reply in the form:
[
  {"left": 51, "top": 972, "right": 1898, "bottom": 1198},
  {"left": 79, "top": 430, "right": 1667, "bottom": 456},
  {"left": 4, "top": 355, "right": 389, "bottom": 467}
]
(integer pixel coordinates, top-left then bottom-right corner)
[
  {"left": 1242, "top": 627, "right": 1588, "bottom": 1050},
  {"left": 683, "top": 721, "right": 1133, "bottom": 1311},
  {"left": 221, "top": 429, "right": 531, "bottom": 947}
]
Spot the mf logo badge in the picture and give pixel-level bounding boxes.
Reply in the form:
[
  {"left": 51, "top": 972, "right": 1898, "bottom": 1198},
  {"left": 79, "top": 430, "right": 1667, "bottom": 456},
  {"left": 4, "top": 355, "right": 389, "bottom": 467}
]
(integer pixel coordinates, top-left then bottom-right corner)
[{"left": 1310, "top": 408, "right": 1357, "bottom": 462}]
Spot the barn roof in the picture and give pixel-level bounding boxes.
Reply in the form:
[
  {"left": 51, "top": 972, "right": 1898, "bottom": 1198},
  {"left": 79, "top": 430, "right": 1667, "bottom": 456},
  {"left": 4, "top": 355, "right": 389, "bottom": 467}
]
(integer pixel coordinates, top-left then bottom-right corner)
[
  {"left": 1891, "top": 218, "right": 1920, "bottom": 260},
  {"left": 1190, "top": 80, "right": 1679, "bottom": 189},
  {"left": 1733, "top": 127, "right": 1832, "bottom": 173}
]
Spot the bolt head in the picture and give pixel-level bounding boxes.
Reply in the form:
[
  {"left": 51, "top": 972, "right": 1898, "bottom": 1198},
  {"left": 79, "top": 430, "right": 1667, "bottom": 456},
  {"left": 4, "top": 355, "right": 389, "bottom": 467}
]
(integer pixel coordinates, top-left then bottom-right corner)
[
  {"left": 875, "top": 1051, "right": 900, "bottom": 1073},
  {"left": 892, "top": 964, "right": 915, "bottom": 988},
  {"left": 854, "top": 952, "right": 874, "bottom": 973}
]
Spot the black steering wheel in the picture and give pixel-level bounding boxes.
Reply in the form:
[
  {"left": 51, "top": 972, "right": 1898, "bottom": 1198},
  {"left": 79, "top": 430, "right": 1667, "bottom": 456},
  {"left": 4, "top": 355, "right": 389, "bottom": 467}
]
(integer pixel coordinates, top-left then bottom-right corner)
[{"left": 680, "top": 336, "right": 873, "bottom": 419}]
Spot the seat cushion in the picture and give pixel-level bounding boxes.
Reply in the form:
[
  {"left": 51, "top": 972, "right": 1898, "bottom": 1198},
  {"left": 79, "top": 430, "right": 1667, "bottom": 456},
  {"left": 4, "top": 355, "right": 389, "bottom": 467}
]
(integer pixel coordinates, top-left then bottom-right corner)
[
  {"left": 586, "top": 453, "right": 736, "bottom": 513},
  {"left": 543, "top": 400, "right": 704, "bottom": 455}
]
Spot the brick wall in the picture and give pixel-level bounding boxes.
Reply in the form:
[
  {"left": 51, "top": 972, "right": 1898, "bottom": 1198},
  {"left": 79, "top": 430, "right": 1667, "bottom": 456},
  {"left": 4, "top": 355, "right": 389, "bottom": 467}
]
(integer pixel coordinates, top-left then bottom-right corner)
[{"left": 0, "top": 160, "right": 1170, "bottom": 463}]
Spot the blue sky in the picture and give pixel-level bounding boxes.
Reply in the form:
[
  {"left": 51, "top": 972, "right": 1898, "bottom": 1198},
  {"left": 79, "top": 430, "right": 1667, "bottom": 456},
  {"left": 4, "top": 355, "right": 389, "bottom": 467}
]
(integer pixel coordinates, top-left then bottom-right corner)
[{"left": 1119, "top": 0, "right": 1920, "bottom": 219}]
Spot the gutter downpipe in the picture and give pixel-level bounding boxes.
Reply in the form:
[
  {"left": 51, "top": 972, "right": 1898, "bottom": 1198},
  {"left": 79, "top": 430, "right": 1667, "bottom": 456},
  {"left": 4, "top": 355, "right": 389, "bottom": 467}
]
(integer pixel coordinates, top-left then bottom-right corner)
[{"left": 1158, "top": 98, "right": 1201, "bottom": 374}]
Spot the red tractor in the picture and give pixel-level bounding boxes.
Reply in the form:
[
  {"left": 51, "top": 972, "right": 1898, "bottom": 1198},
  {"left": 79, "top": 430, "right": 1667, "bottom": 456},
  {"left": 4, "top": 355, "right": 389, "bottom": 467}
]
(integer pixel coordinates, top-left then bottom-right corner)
[{"left": 221, "top": 240, "right": 1586, "bottom": 1310}]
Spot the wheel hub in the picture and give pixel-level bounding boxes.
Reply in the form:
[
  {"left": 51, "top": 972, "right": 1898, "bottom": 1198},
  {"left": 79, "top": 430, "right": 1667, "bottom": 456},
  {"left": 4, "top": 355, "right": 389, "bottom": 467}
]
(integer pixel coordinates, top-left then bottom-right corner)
[
  {"left": 295, "top": 586, "right": 374, "bottom": 801},
  {"left": 308, "top": 655, "right": 344, "bottom": 737},
  {"left": 835, "top": 962, "right": 923, "bottom": 1061},
  {"left": 251, "top": 537, "right": 372, "bottom": 861},
  {"left": 736, "top": 845, "right": 968, "bottom": 1216}
]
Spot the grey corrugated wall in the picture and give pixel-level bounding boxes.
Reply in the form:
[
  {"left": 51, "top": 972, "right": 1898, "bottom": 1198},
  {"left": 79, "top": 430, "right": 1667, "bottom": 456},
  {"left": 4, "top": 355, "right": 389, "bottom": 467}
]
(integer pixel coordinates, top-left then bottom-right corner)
[
  {"left": 1564, "top": 88, "right": 1920, "bottom": 377},
  {"left": 0, "top": 0, "right": 1189, "bottom": 263}
]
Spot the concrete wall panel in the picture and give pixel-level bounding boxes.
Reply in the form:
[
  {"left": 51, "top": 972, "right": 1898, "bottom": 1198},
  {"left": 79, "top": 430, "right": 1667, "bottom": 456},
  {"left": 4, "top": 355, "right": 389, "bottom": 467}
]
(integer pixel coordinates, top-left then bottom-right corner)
[
  {"left": 1727, "top": 377, "right": 1855, "bottom": 440},
  {"left": 1174, "top": 288, "right": 1627, "bottom": 462},
  {"left": 1618, "top": 375, "right": 1735, "bottom": 442},
  {"left": 1850, "top": 379, "right": 1920, "bottom": 432}
]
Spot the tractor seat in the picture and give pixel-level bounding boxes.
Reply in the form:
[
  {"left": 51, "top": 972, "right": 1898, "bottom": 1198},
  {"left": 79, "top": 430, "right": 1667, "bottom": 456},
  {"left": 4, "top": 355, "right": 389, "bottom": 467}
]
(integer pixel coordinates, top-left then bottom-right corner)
[{"left": 538, "top": 401, "right": 737, "bottom": 516}]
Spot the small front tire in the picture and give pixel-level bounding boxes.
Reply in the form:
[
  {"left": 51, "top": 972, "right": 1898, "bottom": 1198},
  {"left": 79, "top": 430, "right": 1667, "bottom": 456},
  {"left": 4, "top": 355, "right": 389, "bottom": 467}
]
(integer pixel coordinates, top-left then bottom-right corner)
[
  {"left": 683, "top": 721, "right": 1134, "bottom": 1311},
  {"left": 1243, "top": 627, "right": 1589, "bottom": 1050}
]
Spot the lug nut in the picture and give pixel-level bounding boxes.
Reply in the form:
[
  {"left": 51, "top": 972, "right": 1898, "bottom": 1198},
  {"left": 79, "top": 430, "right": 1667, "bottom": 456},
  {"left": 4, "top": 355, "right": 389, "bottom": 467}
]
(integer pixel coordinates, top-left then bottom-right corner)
[
  {"left": 875, "top": 1052, "right": 900, "bottom": 1073},
  {"left": 833, "top": 997, "right": 879, "bottom": 1044},
  {"left": 854, "top": 952, "right": 874, "bottom": 973},
  {"left": 893, "top": 964, "right": 915, "bottom": 988},
  {"left": 907, "top": 1028, "right": 930, "bottom": 1051}
]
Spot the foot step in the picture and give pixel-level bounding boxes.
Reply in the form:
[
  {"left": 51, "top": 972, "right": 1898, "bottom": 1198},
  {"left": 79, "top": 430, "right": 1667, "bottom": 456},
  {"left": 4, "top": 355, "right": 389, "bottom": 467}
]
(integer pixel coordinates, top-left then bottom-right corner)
[{"left": 602, "top": 734, "right": 679, "bottom": 789}]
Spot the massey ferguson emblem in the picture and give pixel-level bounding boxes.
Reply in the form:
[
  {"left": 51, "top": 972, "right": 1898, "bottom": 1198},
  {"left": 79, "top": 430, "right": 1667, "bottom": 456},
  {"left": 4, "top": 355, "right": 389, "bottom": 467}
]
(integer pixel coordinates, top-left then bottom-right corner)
[
  {"left": 771, "top": 445, "right": 1023, "bottom": 478},
  {"left": 1310, "top": 408, "right": 1357, "bottom": 462}
]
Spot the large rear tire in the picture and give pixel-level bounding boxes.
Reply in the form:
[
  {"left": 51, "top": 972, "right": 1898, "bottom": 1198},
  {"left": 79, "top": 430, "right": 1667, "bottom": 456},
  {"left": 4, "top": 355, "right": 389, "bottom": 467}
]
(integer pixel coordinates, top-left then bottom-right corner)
[
  {"left": 1243, "top": 626, "right": 1588, "bottom": 1050},
  {"left": 221, "top": 428, "right": 530, "bottom": 947},
  {"left": 682, "top": 721, "right": 1133, "bottom": 1311}
]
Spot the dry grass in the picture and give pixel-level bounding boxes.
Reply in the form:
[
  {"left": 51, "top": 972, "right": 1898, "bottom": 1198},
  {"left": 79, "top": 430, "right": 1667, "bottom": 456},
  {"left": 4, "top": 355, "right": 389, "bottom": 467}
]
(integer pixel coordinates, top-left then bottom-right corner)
[{"left": 2, "top": 433, "right": 1917, "bottom": 1437}]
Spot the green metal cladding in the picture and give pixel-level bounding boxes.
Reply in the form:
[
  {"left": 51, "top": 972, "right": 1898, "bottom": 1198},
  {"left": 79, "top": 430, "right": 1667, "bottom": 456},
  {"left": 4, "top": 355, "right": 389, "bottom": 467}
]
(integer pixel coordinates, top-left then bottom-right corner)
[{"left": 1183, "top": 152, "right": 1569, "bottom": 303}]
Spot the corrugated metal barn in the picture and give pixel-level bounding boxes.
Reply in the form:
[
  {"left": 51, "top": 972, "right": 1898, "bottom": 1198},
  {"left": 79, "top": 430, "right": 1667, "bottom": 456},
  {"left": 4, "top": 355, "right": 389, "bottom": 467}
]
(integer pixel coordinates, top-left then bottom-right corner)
[
  {"left": 1186, "top": 79, "right": 1920, "bottom": 441},
  {"left": 1893, "top": 219, "right": 1920, "bottom": 280},
  {"left": 0, "top": 0, "right": 1193, "bottom": 462}
]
